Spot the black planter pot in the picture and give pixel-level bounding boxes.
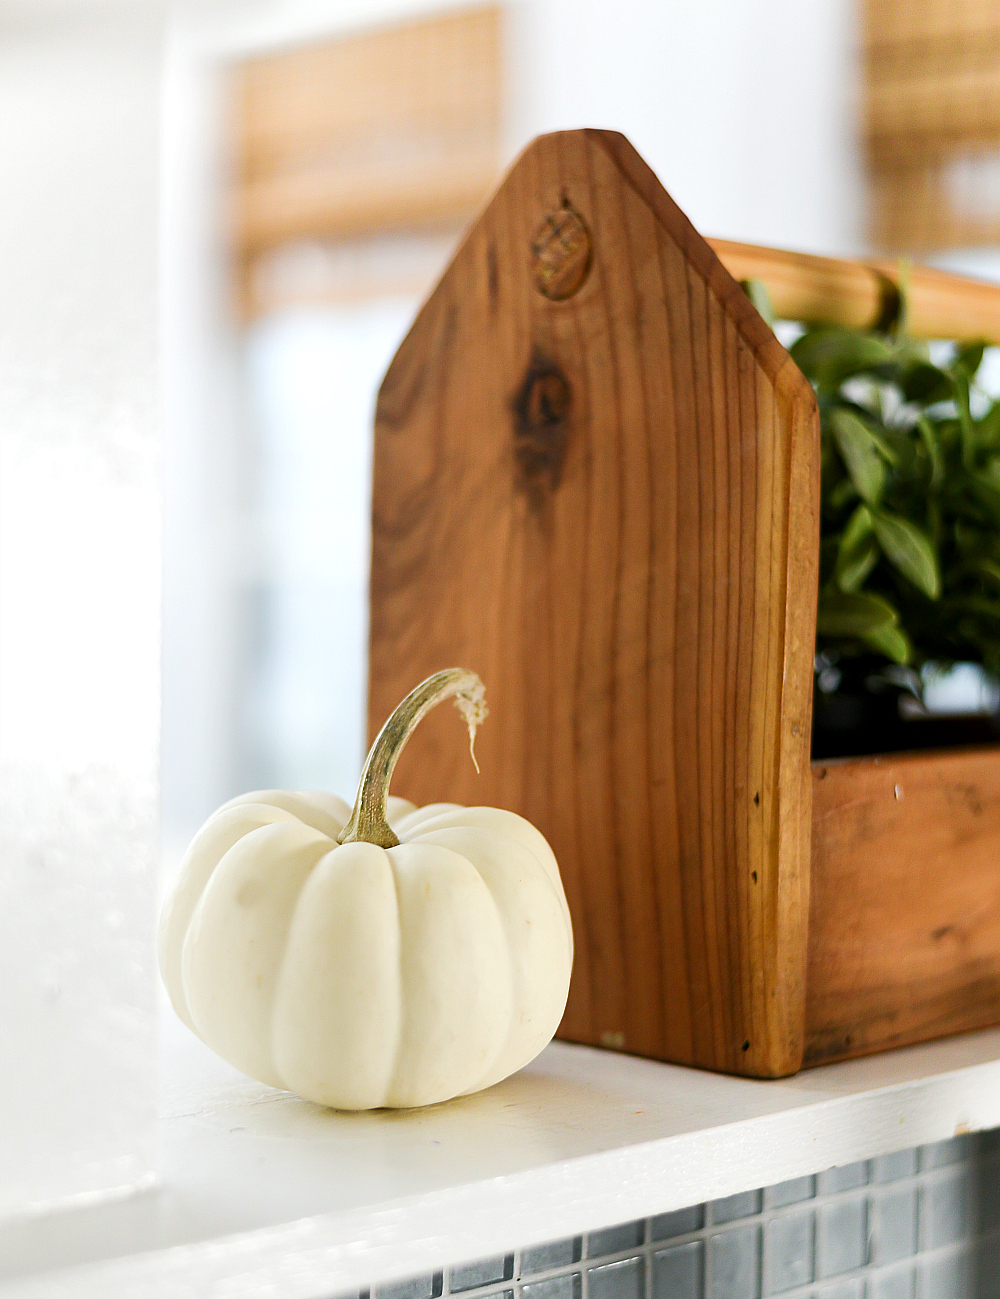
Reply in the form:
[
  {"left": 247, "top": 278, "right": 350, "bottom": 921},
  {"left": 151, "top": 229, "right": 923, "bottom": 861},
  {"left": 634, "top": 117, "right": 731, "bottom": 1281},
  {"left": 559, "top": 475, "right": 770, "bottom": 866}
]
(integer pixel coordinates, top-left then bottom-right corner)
[{"left": 811, "top": 657, "right": 1000, "bottom": 759}]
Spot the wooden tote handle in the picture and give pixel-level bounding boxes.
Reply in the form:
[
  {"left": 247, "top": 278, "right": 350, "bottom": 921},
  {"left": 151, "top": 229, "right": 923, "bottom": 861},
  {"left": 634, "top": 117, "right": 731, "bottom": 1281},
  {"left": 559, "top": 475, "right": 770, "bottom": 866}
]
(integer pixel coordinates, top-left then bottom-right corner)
[{"left": 709, "top": 239, "right": 1000, "bottom": 343}]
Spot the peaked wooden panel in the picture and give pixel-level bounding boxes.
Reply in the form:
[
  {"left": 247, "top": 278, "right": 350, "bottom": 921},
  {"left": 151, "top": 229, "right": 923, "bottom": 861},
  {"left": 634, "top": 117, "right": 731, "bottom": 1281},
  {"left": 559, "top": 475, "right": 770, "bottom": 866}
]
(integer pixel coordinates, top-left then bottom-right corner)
[{"left": 369, "top": 130, "right": 820, "bottom": 1078}]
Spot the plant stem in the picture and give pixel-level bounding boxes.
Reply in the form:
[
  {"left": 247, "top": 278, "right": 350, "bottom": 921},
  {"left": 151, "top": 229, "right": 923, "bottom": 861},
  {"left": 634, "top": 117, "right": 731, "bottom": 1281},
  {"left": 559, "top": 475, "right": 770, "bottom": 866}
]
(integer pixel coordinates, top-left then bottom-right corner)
[{"left": 337, "top": 668, "right": 488, "bottom": 848}]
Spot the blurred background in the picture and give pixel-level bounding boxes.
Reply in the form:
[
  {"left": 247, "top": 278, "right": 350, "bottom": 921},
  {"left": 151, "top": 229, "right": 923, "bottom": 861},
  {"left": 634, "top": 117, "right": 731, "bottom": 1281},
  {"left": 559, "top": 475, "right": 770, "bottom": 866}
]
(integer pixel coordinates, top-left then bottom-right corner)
[{"left": 157, "top": 0, "right": 1000, "bottom": 851}]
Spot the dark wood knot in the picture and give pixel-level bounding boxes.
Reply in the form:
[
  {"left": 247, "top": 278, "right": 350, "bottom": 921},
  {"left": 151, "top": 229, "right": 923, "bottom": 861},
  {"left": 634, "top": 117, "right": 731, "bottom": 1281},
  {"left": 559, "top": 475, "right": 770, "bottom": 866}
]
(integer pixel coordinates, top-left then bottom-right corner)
[{"left": 513, "top": 363, "right": 571, "bottom": 497}]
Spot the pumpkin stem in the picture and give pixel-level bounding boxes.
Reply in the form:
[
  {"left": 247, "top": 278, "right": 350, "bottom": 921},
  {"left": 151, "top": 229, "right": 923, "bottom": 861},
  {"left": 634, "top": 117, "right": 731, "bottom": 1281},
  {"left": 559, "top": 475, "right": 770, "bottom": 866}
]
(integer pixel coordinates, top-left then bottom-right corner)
[{"left": 337, "top": 668, "right": 488, "bottom": 848}]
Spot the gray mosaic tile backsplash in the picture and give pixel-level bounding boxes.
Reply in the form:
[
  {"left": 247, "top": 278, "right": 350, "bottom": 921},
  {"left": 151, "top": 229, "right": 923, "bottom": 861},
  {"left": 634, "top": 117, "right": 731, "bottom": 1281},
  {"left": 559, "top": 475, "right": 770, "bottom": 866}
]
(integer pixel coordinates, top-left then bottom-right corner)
[{"left": 346, "top": 1130, "right": 999, "bottom": 1299}]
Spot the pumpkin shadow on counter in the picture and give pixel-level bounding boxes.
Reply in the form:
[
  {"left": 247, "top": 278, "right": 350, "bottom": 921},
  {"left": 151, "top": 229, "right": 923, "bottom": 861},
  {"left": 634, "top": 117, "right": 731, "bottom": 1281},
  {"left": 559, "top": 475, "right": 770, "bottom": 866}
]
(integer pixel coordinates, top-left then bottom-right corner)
[
  {"left": 161, "top": 1024, "right": 645, "bottom": 1229},
  {"left": 194, "top": 1055, "right": 620, "bottom": 1149}
]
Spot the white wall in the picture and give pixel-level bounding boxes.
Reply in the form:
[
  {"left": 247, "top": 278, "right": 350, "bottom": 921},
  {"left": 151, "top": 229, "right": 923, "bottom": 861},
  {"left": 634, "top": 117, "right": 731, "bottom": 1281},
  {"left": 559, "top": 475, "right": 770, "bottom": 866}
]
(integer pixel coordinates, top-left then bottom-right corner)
[
  {"left": 0, "top": 1, "right": 163, "bottom": 1214},
  {"left": 508, "top": 0, "right": 863, "bottom": 255},
  {"left": 160, "top": 23, "right": 246, "bottom": 845}
]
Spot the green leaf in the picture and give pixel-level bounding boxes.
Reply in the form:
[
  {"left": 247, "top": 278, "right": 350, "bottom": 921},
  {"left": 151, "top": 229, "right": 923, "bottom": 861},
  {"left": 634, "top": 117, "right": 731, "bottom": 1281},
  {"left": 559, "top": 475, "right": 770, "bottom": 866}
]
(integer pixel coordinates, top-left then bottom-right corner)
[
  {"left": 869, "top": 424, "right": 899, "bottom": 465},
  {"left": 968, "top": 471, "right": 1000, "bottom": 525},
  {"left": 916, "top": 415, "right": 944, "bottom": 490},
  {"left": 953, "top": 341, "right": 986, "bottom": 381},
  {"left": 975, "top": 559, "right": 1000, "bottom": 592},
  {"left": 837, "top": 537, "right": 879, "bottom": 592},
  {"left": 791, "top": 328, "right": 896, "bottom": 389},
  {"left": 811, "top": 316, "right": 1000, "bottom": 676},
  {"left": 829, "top": 407, "right": 887, "bottom": 505},
  {"left": 741, "top": 279, "right": 775, "bottom": 328},
  {"left": 954, "top": 519, "right": 984, "bottom": 558},
  {"left": 952, "top": 594, "right": 1000, "bottom": 621},
  {"left": 952, "top": 366, "right": 976, "bottom": 469},
  {"left": 834, "top": 504, "right": 878, "bottom": 592},
  {"left": 870, "top": 508, "right": 941, "bottom": 599},
  {"left": 862, "top": 623, "right": 912, "bottom": 664},
  {"left": 817, "top": 590, "right": 899, "bottom": 637},
  {"left": 902, "top": 362, "right": 952, "bottom": 405},
  {"left": 829, "top": 475, "right": 859, "bottom": 510},
  {"left": 840, "top": 502, "right": 874, "bottom": 551},
  {"left": 978, "top": 402, "right": 1000, "bottom": 451}
]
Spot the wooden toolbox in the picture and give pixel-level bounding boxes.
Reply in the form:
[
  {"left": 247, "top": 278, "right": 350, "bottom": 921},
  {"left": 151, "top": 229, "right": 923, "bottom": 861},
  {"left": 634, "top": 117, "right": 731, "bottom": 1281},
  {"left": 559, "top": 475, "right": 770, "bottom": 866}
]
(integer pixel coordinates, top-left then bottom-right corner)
[{"left": 368, "top": 129, "right": 1000, "bottom": 1078}]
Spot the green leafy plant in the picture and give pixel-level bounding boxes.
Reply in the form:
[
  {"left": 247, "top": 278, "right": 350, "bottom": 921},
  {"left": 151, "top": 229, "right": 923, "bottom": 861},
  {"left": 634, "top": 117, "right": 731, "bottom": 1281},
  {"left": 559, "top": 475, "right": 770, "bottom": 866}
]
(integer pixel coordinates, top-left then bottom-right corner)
[{"left": 748, "top": 282, "right": 1000, "bottom": 686}]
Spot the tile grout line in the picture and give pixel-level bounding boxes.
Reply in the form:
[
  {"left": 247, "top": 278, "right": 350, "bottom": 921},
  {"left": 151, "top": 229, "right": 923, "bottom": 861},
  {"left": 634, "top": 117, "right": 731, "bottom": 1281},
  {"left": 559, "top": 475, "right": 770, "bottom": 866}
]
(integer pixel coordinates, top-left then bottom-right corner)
[{"left": 364, "top": 1136, "right": 998, "bottom": 1299}]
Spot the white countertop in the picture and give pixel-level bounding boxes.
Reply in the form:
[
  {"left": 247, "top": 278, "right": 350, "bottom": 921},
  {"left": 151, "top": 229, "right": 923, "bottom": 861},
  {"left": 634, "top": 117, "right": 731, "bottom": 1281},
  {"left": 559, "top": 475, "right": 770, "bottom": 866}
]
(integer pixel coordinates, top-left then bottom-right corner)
[{"left": 4, "top": 1014, "right": 1000, "bottom": 1299}]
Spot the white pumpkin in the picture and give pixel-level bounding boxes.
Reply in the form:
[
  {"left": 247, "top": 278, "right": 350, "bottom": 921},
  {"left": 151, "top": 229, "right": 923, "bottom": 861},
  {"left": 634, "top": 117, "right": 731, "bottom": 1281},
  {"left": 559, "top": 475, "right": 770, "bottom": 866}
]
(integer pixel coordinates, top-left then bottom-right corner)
[{"left": 158, "top": 669, "right": 574, "bottom": 1110}]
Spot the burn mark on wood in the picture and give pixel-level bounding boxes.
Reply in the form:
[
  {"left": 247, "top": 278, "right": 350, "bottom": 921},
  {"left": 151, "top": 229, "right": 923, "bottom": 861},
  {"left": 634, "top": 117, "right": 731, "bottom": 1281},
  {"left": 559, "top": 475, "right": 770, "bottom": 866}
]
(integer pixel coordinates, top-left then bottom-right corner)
[{"left": 512, "top": 359, "right": 571, "bottom": 501}]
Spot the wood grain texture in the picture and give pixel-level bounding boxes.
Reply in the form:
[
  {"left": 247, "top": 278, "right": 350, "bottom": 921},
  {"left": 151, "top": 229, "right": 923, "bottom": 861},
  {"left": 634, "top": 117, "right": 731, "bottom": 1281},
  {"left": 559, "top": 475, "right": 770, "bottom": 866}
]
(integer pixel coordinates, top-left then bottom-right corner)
[
  {"left": 369, "top": 130, "right": 820, "bottom": 1078},
  {"left": 806, "top": 747, "right": 1000, "bottom": 1066}
]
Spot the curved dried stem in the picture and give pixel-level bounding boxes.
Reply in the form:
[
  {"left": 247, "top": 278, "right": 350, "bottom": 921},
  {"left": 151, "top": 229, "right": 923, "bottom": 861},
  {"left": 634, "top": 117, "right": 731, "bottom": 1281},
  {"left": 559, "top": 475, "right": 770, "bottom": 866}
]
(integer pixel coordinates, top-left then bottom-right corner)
[{"left": 337, "top": 668, "right": 487, "bottom": 848}]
